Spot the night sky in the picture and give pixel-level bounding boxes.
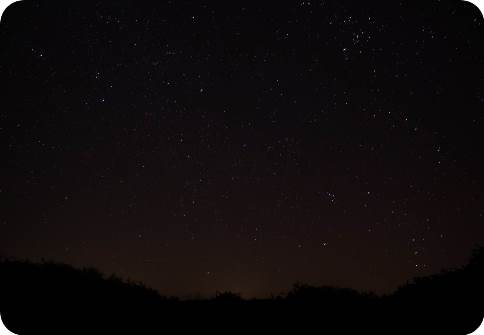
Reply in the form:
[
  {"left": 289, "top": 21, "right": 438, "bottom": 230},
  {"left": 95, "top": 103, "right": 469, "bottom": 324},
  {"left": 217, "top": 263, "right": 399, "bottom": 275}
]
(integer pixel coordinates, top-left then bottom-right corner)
[{"left": 1, "top": 1, "right": 483, "bottom": 298}]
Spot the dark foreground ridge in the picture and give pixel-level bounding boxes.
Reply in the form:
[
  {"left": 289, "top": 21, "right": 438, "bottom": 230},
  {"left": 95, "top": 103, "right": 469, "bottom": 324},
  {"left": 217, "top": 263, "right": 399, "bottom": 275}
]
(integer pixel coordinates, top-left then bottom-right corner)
[{"left": 1, "top": 248, "right": 483, "bottom": 334}]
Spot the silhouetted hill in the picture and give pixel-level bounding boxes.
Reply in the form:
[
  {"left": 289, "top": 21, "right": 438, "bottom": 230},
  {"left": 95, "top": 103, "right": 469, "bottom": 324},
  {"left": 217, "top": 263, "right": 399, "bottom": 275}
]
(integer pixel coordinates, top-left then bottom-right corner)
[
  {"left": 0, "top": 259, "right": 171, "bottom": 333},
  {"left": 1, "top": 248, "right": 483, "bottom": 334},
  {"left": 388, "top": 247, "right": 484, "bottom": 334}
]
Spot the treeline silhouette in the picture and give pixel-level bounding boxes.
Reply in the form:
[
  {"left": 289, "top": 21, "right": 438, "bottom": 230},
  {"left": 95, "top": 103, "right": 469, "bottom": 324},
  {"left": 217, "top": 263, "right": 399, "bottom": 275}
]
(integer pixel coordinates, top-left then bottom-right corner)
[{"left": 1, "top": 248, "right": 483, "bottom": 334}]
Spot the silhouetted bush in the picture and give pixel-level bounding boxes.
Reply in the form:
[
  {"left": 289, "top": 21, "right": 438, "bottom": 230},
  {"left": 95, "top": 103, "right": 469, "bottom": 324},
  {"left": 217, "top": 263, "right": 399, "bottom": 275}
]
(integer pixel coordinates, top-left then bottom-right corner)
[
  {"left": 1, "top": 247, "right": 483, "bottom": 334},
  {"left": 213, "top": 291, "right": 243, "bottom": 302}
]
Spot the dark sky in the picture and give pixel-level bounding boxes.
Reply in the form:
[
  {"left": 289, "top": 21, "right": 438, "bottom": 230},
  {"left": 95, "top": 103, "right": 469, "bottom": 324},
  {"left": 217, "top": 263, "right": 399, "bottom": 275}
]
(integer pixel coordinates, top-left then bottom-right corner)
[{"left": 1, "top": 0, "right": 483, "bottom": 298}]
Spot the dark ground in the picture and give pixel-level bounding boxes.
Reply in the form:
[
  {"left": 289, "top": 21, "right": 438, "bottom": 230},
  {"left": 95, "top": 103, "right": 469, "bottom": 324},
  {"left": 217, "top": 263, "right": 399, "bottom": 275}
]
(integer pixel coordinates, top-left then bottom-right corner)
[{"left": 1, "top": 247, "right": 483, "bottom": 334}]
